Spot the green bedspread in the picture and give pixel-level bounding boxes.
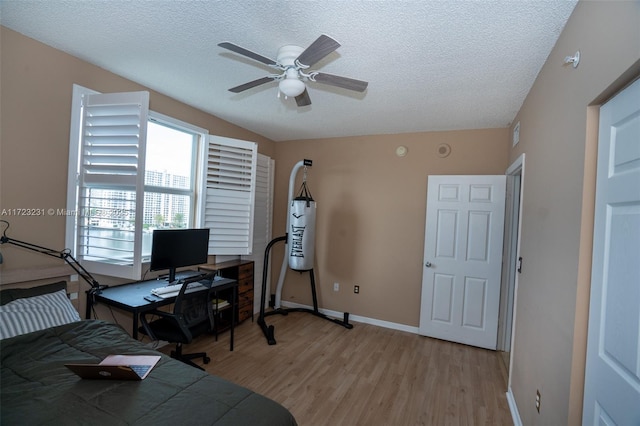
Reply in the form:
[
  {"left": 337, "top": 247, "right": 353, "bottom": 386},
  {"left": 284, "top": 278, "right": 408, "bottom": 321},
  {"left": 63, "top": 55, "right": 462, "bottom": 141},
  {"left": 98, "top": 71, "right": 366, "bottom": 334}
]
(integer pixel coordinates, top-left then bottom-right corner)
[{"left": 1, "top": 320, "right": 297, "bottom": 425}]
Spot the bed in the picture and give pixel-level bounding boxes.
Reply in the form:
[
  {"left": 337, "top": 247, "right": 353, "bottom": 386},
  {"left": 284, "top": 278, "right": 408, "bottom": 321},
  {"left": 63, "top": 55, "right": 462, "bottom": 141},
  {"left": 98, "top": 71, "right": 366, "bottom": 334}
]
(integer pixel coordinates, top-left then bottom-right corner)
[{"left": 0, "top": 281, "right": 297, "bottom": 425}]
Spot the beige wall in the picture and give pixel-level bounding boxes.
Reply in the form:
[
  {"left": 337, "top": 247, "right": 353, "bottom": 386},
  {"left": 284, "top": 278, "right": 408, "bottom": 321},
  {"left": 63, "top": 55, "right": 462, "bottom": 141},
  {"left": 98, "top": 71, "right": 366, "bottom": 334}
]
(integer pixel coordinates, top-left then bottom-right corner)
[
  {"left": 506, "top": 2, "right": 640, "bottom": 425},
  {"left": 271, "top": 131, "right": 509, "bottom": 326},
  {"left": 0, "top": 27, "right": 275, "bottom": 284}
]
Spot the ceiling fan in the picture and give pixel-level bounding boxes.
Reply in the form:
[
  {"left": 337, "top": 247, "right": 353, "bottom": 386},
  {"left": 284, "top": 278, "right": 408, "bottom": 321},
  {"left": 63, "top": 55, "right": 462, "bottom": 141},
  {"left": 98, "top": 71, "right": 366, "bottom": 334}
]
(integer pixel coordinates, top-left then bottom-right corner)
[{"left": 218, "top": 34, "right": 368, "bottom": 107}]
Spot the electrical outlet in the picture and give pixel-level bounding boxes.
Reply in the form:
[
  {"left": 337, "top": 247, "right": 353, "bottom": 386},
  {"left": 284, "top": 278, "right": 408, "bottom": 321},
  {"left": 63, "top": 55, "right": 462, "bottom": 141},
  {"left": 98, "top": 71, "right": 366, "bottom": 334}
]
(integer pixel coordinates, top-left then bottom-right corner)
[
  {"left": 333, "top": 282, "right": 339, "bottom": 292},
  {"left": 354, "top": 285, "right": 359, "bottom": 294},
  {"left": 536, "top": 390, "right": 541, "bottom": 413}
]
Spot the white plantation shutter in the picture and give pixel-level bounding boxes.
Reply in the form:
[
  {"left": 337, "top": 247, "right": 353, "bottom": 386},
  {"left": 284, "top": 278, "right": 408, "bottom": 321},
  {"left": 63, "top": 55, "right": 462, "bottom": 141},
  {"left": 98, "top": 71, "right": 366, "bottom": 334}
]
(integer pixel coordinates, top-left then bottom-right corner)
[
  {"left": 243, "top": 154, "right": 275, "bottom": 313},
  {"left": 204, "top": 136, "right": 257, "bottom": 255},
  {"left": 70, "top": 90, "right": 149, "bottom": 280}
]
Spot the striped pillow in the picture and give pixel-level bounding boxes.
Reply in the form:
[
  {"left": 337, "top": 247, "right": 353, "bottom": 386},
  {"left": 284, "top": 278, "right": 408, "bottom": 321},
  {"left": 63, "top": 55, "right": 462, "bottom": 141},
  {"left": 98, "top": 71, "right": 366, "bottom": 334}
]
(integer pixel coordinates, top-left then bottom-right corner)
[{"left": 0, "top": 289, "right": 81, "bottom": 339}]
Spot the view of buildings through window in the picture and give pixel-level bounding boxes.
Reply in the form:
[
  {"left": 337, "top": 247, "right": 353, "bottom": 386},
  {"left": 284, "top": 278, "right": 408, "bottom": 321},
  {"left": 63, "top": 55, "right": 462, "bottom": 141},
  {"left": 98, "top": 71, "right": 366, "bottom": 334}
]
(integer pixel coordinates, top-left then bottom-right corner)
[
  {"left": 83, "top": 120, "right": 197, "bottom": 258},
  {"left": 144, "top": 171, "right": 190, "bottom": 228}
]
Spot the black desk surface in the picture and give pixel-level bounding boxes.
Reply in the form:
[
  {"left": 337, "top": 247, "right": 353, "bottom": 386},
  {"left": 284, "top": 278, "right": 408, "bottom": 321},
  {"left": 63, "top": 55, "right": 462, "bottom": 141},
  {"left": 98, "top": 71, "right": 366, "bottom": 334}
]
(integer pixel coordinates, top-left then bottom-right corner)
[{"left": 95, "top": 276, "right": 237, "bottom": 311}]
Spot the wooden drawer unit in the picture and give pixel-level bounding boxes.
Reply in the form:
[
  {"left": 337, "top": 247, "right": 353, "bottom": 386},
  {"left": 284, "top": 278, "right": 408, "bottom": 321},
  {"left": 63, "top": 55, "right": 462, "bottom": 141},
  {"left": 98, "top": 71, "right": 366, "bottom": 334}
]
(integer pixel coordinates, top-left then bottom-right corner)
[
  {"left": 238, "top": 262, "right": 253, "bottom": 280},
  {"left": 237, "top": 262, "right": 254, "bottom": 322},
  {"left": 238, "top": 299, "right": 253, "bottom": 323}
]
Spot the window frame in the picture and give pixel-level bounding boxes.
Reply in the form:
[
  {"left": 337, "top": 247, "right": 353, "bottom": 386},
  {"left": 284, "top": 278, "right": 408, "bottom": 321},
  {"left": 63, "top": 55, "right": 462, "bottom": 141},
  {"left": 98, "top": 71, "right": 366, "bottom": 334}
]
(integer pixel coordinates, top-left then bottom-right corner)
[
  {"left": 141, "top": 112, "right": 207, "bottom": 260},
  {"left": 66, "top": 85, "right": 257, "bottom": 280}
]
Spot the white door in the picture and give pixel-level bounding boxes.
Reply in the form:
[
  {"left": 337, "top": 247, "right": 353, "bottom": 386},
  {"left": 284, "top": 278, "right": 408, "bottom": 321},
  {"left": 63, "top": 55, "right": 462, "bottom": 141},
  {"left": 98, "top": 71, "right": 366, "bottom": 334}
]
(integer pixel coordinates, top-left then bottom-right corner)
[
  {"left": 582, "top": 78, "right": 640, "bottom": 425},
  {"left": 419, "top": 175, "right": 506, "bottom": 350}
]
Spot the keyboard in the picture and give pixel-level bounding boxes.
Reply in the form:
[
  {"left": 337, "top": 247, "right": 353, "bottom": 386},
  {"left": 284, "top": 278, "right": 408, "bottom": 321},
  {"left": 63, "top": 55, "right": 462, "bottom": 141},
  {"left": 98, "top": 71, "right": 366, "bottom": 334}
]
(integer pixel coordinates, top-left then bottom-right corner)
[
  {"left": 158, "top": 270, "right": 204, "bottom": 281},
  {"left": 150, "top": 281, "right": 206, "bottom": 298},
  {"left": 129, "top": 365, "right": 152, "bottom": 378}
]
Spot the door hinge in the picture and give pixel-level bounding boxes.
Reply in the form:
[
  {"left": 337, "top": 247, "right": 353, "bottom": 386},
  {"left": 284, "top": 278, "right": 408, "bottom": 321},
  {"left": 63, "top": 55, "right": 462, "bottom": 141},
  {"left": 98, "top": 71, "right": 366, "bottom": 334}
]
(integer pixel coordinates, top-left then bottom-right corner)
[{"left": 517, "top": 257, "right": 523, "bottom": 273}]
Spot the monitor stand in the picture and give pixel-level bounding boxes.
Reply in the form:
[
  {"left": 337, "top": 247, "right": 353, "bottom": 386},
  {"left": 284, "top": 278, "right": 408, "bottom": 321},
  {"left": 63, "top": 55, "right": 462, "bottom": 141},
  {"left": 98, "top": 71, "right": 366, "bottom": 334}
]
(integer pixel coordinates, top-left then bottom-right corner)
[{"left": 160, "top": 269, "right": 204, "bottom": 284}]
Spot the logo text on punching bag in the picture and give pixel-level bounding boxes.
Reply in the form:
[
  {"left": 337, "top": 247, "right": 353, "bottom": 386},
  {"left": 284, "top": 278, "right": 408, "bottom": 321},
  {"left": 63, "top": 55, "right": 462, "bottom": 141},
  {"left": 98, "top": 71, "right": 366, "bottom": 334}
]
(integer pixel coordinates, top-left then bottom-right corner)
[{"left": 290, "top": 225, "right": 305, "bottom": 257}]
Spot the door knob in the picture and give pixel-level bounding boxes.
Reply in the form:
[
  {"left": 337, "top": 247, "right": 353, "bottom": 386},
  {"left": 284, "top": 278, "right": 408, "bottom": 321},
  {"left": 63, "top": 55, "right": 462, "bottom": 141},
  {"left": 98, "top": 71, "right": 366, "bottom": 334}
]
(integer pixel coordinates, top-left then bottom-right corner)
[{"left": 425, "top": 261, "right": 432, "bottom": 268}]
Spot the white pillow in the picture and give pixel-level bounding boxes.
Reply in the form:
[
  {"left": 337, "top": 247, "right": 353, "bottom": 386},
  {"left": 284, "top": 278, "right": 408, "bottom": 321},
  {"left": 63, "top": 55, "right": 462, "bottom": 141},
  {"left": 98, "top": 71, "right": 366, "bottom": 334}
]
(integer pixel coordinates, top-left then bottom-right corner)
[{"left": 0, "top": 289, "right": 81, "bottom": 340}]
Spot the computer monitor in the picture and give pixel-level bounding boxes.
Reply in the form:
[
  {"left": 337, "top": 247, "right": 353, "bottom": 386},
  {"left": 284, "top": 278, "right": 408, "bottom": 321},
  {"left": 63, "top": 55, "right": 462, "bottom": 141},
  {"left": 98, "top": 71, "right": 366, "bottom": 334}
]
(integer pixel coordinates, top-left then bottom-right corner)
[{"left": 149, "top": 228, "right": 210, "bottom": 283}]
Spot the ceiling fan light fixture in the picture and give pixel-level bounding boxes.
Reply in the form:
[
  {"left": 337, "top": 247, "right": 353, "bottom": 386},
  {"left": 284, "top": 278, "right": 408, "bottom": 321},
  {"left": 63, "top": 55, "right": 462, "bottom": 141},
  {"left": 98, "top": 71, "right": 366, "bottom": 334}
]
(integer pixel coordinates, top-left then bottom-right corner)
[
  {"left": 220, "top": 36, "right": 368, "bottom": 107},
  {"left": 279, "top": 77, "right": 305, "bottom": 97}
]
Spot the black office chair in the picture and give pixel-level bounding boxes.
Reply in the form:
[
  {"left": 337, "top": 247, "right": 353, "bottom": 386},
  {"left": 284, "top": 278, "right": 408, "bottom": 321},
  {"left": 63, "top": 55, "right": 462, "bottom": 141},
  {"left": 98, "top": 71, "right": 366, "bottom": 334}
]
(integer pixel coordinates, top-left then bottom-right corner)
[{"left": 140, "top": 274, "right": 217, "bottom": 370}]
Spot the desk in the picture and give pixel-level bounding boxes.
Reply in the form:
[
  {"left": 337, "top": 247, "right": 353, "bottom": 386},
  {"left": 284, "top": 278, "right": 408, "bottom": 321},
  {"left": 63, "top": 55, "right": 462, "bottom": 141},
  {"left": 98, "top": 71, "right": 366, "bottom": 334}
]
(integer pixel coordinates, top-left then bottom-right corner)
[{"left": 88, "top": 276, "right": 238, "bottom": 350}]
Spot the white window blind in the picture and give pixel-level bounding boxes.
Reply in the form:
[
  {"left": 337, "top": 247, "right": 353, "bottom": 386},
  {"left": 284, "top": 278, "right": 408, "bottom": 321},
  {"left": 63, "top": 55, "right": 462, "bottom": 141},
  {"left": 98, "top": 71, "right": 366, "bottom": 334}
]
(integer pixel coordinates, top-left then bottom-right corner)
[
  {"left": 73, "top": 90, "right": 149, "bottom": 279},
  {"left": 204, "top": 136, "right": 257, "bottom": 255},
  {"left": 243, "top": 153, "right": 275, "bottom": 313}
]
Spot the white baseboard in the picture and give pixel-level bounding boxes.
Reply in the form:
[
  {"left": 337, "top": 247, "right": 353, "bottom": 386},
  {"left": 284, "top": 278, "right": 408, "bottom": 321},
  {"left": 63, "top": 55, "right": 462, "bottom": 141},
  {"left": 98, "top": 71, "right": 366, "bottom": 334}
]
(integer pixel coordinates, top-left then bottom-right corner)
[
  {"left": 279, "top": 301, "right": 420, "bottom": 335},
  {"left": 506, "top": 387, "right": 523, "bottom": 426}
]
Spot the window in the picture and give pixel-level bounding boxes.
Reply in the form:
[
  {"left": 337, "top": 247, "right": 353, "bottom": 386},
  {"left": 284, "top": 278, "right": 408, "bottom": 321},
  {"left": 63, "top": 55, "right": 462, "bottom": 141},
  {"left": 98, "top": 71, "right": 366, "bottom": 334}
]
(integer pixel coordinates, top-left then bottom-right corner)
[
  {"left": 142, "top": 114, "right": 200, "bottom": 258},
  {"left": 66, "top": 85, "right": 257, "bottom": 280}
]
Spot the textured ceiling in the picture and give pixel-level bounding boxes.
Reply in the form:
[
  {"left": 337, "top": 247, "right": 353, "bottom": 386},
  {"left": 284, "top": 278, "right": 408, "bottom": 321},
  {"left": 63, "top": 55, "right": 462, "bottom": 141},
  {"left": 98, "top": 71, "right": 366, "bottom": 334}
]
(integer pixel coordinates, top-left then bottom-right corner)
[{"left": 1, "top": 1, "right": 577, "bottom": 142}]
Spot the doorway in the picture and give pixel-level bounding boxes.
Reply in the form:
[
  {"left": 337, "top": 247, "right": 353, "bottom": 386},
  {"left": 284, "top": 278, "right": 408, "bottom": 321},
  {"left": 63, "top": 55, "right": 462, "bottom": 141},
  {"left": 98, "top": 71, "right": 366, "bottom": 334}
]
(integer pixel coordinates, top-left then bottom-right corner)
[
  {"left": 498, "top": 154, "right": 525, "bottom": 374},
  {"left": 419, "top": 175, "right": 507, "bottom": 350}
]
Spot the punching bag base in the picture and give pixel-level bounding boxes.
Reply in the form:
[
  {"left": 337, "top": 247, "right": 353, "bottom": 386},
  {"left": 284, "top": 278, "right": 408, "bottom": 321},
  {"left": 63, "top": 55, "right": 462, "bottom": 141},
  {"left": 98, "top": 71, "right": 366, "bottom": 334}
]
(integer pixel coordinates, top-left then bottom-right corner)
[
  {"left": 258, "top": 235, "right": 353, "bottom": 346},
  {"left": 258, "top": 267, "right": 354, "bottom": 345},
  {"left": 260, "top": 306, "right": 353, "bottom": 345},
  {"left": 261, "top": 322, "right": 276, "bottom": 346}
]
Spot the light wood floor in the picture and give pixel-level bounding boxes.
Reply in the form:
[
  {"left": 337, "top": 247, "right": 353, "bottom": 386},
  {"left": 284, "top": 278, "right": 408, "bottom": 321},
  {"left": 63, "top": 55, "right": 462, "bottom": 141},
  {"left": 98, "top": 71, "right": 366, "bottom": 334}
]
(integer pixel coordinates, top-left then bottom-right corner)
[{"left": 159, "top": 312, "right": 513, "bottom": 426}]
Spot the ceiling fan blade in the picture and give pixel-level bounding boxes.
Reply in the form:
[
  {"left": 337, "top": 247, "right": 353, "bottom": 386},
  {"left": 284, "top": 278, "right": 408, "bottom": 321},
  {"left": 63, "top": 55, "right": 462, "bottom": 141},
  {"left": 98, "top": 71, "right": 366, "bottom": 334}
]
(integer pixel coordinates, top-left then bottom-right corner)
[
  {"left": 295, "top": 89, "right": 312, "bottom": 107},
  {"left": 228, "top": 76, "right": 275, "bottom": 93},
  {"left": 312, "top": 72, "right": 369, "bottom": 92},
  {"left": 295, "top": 34, "right": 341, "bottom": 68},
  {"left": 218, "top": 42, "right": 277, "bottom": 66}
]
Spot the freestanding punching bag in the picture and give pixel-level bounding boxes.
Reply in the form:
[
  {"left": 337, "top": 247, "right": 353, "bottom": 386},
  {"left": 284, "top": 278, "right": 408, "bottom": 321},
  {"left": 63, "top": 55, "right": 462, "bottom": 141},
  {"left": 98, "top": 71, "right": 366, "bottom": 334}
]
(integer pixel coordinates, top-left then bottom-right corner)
[
  {"left": 288, "top": 186, "right": 316, "bottom": 271},
  {"left": 258, "top": 159, "right": 353, "bottom": 345}
]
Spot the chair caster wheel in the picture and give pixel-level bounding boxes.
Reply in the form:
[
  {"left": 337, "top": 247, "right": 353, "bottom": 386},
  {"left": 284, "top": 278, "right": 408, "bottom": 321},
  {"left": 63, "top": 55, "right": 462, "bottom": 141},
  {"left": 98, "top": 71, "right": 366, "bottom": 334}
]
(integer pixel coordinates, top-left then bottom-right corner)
[{"left": 203, "top": 356, "right": 211, "bottom": 364}]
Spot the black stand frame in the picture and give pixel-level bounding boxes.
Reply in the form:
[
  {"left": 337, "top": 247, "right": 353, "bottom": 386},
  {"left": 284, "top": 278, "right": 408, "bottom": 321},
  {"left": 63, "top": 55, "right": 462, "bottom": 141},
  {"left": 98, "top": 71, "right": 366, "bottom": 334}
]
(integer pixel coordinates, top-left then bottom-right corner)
[{"left": 257, "top": 235, "right": 353, "bottom": 345}]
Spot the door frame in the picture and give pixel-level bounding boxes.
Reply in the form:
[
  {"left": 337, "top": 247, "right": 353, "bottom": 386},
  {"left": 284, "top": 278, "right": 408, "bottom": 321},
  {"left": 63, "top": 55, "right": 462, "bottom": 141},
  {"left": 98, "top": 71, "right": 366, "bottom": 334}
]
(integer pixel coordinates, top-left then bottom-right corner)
[
  {"left": 497, "top": 154, "right": 525, "bottom": 360},
  {"left": 501, "top": 154, "right": 525, "bottom": 389}
]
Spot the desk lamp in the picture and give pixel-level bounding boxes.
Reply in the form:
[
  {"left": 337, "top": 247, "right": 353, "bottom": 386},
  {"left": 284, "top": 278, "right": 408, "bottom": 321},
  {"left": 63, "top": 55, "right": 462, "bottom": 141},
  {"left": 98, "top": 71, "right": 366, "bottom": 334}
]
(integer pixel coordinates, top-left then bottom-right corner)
[{"left": 0, "top": 220, "right": 106, "bottom": 297}]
